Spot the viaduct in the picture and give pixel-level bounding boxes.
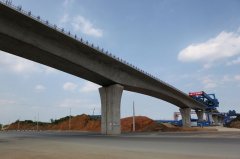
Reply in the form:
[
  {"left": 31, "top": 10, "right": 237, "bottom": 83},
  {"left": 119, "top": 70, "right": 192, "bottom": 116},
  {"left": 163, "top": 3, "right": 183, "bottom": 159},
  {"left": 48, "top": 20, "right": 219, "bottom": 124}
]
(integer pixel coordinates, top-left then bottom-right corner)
[{"left": 0, "top": 1, "right": 206, "bottom": 134}]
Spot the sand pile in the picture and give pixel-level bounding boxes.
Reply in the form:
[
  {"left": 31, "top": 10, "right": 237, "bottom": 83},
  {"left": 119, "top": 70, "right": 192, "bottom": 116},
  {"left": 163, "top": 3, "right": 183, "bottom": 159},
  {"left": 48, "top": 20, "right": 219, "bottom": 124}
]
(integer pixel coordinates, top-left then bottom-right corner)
[{"left": 227, "top": 116, "right": 240, "bottom": 129}]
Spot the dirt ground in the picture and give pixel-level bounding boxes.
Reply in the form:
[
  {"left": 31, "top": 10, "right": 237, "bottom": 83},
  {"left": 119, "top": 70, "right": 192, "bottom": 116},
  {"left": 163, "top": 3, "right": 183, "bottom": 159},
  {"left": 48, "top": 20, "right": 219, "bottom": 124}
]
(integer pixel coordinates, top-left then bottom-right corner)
[{"left": 211, "top": 126, "right": 240, "bottom": 132}]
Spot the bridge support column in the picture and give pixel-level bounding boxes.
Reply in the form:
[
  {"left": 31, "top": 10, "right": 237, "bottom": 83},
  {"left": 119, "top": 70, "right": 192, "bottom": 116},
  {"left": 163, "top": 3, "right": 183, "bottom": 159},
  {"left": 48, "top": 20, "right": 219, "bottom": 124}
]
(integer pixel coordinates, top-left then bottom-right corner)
[
  {"left": 207, "top": 113, "right": 214, "bottom": 124},
  {"left": 180, "top": 108, "right": 191, "bottom": 127},
  {"left": 195, "top": 110, "right": 204, "bottom": 122},
  {"left": 99, "top": 84, "right": 124, "bottom": 135},
  {"left": 212, "top": 115, "right": 219, "bottom": 125}
]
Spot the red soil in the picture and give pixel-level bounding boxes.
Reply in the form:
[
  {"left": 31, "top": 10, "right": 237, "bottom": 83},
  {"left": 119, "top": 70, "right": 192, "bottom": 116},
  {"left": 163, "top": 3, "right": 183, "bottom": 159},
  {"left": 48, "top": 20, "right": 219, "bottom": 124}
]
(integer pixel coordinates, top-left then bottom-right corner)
[
  {"left": 121, "top": 116, "right": 159, "bottom": 132},
  {"left": 6, "top": 115, "right": 159, "bottom": 132},
  {"left": 6, "top": 114, "right": 217, "bottom": 132}
]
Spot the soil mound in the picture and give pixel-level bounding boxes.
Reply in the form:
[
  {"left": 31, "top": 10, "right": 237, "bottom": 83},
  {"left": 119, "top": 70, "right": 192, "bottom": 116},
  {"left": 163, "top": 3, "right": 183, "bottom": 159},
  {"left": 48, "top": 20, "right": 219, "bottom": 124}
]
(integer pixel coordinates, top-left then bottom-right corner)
[
  {"left": 6, "top": 115, "right": 161, "bottom": 132},
  {"left": 121, "top": 116, "right": 159, "bottom": 132},
  {"left": 6, "top": 115, "right": 216, "bottom": 132},
  {"left": 6, "top": 120, "right": 48, "bottom": 130},
  {"left": 48, "top": 114, "right": 101, "bottom": 132},
  {"left": 6, "top": 114, "right": 101, "bottom": 132}
]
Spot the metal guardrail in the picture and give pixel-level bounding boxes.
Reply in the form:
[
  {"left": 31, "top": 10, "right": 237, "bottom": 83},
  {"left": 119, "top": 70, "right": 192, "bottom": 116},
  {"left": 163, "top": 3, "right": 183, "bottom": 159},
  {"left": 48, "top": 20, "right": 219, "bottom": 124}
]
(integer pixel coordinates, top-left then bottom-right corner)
[{"left": 0, "top": 0, "right": 188, "bottom": 96}]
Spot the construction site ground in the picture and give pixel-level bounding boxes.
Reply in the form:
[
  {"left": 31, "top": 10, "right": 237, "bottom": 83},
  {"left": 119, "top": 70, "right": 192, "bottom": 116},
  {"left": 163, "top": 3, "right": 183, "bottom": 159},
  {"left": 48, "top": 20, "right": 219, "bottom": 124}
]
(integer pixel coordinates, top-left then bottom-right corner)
[
  {"left": 209, "top": 126, "right": 240, "bottom": 132},
  {"left": 1, "top": 131, "right": 240, "bottom": 159},
  {"left": 2, "top": 114, "right": 240, "bottom": 159}
]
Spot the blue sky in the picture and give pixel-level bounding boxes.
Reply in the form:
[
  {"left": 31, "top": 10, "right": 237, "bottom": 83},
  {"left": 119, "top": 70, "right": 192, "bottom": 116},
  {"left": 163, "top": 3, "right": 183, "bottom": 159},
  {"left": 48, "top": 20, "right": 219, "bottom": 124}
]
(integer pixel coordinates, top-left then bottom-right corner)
[{"left": 0, "top": 0, "right": 240, "bottom": 124}]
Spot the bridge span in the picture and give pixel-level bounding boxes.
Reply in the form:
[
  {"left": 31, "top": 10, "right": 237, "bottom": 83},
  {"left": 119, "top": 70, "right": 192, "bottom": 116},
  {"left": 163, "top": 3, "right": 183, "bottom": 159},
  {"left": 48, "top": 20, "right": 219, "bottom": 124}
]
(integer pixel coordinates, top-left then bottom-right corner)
[{"left": 0, "top": 2, "right": 205, "bottom": 134}]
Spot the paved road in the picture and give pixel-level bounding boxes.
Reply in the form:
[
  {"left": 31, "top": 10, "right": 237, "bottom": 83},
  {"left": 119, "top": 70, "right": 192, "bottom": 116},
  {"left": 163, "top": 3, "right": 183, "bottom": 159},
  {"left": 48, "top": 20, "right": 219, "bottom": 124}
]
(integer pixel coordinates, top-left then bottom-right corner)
[{"left": 0, "top": 131, "right": 240, "bottom": 159}]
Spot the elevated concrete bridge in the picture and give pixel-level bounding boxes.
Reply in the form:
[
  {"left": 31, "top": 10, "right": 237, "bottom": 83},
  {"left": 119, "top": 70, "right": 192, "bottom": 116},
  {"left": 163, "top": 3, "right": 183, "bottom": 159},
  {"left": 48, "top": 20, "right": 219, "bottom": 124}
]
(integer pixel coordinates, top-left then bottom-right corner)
[{"left": 0, "top": 2, "right": 205, "bottom": 134}]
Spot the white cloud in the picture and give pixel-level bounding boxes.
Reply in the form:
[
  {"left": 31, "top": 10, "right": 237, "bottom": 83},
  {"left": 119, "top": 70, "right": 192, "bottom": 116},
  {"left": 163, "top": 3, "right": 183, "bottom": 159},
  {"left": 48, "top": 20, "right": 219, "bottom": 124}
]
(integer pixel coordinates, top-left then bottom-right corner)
[
  {"left": 0, "top": 52, "right": 39, "bottom": 74},
  {"left": 59, "top": 1, "right": 103, "bottom": 38},
  {"left": 0, "top": 51, "right": 58, "bottom": 75},
  {"left": 226, "top": 57, "right": 240, "bottom": 66},
  {"left": 35, "top": 85, "right": 46, "bottom": 92},
  {"left": 178, "top": 31, "right": 240, "bottom": 65},
  {"left": 72, "top": 15, "right": 103, "bottom": 38},
  {"left": 44, "top": 67, "right": 58, "bottom": 74},
  {"left": 63, "top": 82, "right": 78, "bottom": 91},
  {"left": 58, "top": 98, "right": 98, "bottom": 108},
  {"left": 235, "top": 75, "right": 240, "bottom": 81},
  {"left": 80, "top": 81, "right": 99, "bottom": 93},
  {"left": 221, "top": 74, "right": 240, "bottom": 82},
  {"left": 201, "top": 76, "right": 218, "bottom": 89},
  {"left": 199, "top": 74, "right": 240, "bottom": 90},
  {"left": 0, "top": 99, "right": 15, "bottom": 106},
  {"left": 203, "top": 63, "right": 213, "bottom": 69},
  {"left": 60, "top": 13, "right": 69, "bottom": 25},
  {"left": 238, "top": 27, "right": 240, "bottom": 33},
  {"left": 63, "top": 0, "right": 74, "bottom": 7},
  {"left": 222, "top": 75, "right": 232, "bottom": 82}
]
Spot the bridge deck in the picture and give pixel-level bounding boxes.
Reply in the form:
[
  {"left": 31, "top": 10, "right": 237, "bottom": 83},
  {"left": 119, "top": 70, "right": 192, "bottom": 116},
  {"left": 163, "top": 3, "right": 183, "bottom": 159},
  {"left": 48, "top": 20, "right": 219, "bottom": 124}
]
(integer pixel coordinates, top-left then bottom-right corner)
[{"left": 0, "top": 2, "right": 206, "bottom": 110}]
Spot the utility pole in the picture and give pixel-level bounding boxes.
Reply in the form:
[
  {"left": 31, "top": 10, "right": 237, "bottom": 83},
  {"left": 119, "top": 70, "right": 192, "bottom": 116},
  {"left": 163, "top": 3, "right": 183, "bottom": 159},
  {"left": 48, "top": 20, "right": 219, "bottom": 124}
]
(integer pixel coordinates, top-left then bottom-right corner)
[
  {"left": 92, "top": 107, "right": 95, "bottom": 116},
  {"left": 132, "top": 101, "right": 135, "bottom": 132},
  {"left": 17, "top": 118, "right": 20, "bottom": 131},
  {"left": 69, "top": 108, "right": 71, "bottom": 130},
  {"left": 34, "top": 116, "right": 36, "bottom": 131},
  {"left": 37, "top": 113, "right": 39, "bottom": 131}
]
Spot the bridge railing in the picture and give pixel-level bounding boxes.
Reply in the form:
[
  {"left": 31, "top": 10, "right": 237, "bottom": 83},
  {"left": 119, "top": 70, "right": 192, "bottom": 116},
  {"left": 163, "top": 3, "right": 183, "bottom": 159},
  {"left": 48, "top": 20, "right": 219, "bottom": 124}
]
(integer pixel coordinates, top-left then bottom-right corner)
[{"left": 0, "top": 0, "right": 187, "bottom": 96}]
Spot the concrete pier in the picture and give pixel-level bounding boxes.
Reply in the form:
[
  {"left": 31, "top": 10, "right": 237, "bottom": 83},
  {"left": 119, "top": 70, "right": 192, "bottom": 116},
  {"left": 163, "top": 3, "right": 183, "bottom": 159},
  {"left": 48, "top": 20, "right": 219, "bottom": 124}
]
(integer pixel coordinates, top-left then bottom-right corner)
[
  {"left": 99, "top": 84, "right": 124, "bottom": 135},
  {"left": 180, "top": 108, "right": 191, "bottom": 127},
  {"left": 207, "top": 113, "right": 214, "bottom": 124},
  {"left": 212, "top": 115, "right": 219, "bottom": 125},
  {"left": 195, "top": 110, "right": 204, "bottom": 122}
]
